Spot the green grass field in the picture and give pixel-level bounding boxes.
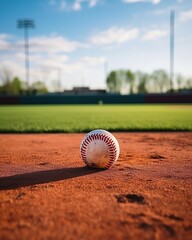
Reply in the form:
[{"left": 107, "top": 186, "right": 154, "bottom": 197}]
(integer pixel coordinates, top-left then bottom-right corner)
[{"left": 0, "top": 104, "right": 191, "bottom": 133}]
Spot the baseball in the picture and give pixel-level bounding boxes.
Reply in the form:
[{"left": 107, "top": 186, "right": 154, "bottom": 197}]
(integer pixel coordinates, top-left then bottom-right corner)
[{"left": 80, "top": 129, "right": 120, "bottom": 169}]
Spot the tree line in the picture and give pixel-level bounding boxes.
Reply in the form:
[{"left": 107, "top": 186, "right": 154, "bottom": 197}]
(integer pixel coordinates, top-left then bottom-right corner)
[
  {"left": 0, "top": 68, "right": 48, "bottom": 95},
  {"left": 1, "top": 67, "right": 192, "bottom": 95},
  {"left": 106, "top": 69, "right": 192, "bottom": 94}
]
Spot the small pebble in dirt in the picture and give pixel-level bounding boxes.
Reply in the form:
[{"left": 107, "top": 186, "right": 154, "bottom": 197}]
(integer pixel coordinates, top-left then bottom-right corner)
[
  {"left": 167, "top": 214, "right": 184, "bottom": 221},
  {"left": 38, "top": 162, "right": 49, "bottom": 166},
  {"left": 161, "top": 224, "right": 175, "bottom": 237},
  {"left": 126, "top": 194, "right": 145, "bottom": 204},
  {"left": 138, "top": 222, "right": 153, "bottom": 230},
  {"left": 16, "top": 192, "right": 26, "bottom": 200},
  {"left": 150, "top": 154, "right": 165, "bottom": 160},
  {"left": 115, "top": 194, "right": 146, "bottom": 204}
]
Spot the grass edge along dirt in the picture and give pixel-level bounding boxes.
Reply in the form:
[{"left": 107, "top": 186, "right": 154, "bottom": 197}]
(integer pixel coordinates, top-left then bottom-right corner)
[{"left": 0, "top": 104, "right": 191, "bottom": 133}]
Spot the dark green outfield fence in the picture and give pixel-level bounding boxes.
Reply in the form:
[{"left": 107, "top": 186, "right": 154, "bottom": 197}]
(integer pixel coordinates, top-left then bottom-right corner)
[{"left": 0, "top": 93, "right": 191, "bottom": 105}]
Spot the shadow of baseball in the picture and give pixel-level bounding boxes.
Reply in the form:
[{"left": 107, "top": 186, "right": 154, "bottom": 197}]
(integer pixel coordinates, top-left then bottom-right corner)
[{"left": 0, "top": 167, "right": 103, "bottom": 191}]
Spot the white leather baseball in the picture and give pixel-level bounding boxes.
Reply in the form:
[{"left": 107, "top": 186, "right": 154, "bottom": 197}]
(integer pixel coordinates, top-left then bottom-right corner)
[{"left": 80, "top": 129, "right": 120, "bottom": 169}]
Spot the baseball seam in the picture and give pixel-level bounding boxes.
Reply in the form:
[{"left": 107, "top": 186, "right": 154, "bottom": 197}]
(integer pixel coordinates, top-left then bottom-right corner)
[{"left": 80, "top": 133, "right": 118, "bottom": 169}]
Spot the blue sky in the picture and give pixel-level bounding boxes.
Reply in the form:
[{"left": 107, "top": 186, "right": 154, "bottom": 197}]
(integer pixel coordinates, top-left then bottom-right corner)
[{"left": 0, "top": 0, "right": 192, "bottom": 90}]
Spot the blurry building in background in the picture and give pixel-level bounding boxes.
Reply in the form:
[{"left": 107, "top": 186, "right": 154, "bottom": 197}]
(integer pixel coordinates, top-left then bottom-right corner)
[{"left": 63, "top": 87, "right": 107, "bottom": 95}]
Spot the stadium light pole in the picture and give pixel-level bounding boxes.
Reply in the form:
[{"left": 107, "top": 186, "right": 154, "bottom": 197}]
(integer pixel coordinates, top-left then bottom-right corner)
[
  {"left": 170, "top": 10, "right": 174, "bottom": 91},
  {"left": 17, "top": 19, "right": 35, "bottom": 94}
]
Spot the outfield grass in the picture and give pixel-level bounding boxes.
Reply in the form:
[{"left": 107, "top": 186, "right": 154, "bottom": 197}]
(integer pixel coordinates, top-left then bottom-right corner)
[{"left": 0, "top": 104, "right": 191, "bottom": 133}]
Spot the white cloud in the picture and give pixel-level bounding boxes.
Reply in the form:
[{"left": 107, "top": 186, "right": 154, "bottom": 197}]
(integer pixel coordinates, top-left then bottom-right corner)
[
  {"left": 0, "top": 54, "right": 107, "bottom": 90},
  {"left": 20, "top": 35, "right": 86, "bottom": 53},
  {"left": 0, "top": 33, "right": 86, "bottom": 54},
  {"left": 122, "top": 0, "right": 160, "bottom": 4},
  {"left": 35, "top": 54, "right": 69, "bottom": 70},
  {"left": 57, "top": 0, "right": 160, "bottom": 11},
  {"left": 90, "top": 27, "right": 139, "bottom": 46},
  {"left": 82, "top": 56, "right": 106, "bottom": 65},
  {"left": 0, "top": 34, "right": 11, "bottom": 51},
  {"left": 142, "top": 29, "right": 167, "bottom": 40},
  {"left": 88, "top": 0, "right": 98, "bottom": 7},
  {"left": 73, "top": 0, "right": 82, "bottom": 11},
  {"left": 0, "top": 33, "right": 90, "bottom": 89},
  {"left": 0, "top": 38, "right": 107, "bottom": 90},
  {"left": 0, "top": 60, "right": 25, "bottom": 80},
  {"left": 179, "top": 9, "right": 192, "bottom": 21},
  {"left": 152, "top": 6, "right": 173, "bottom": 16},
  {"left": 59, "top": 0, "right": 100, "bottom": 11}
]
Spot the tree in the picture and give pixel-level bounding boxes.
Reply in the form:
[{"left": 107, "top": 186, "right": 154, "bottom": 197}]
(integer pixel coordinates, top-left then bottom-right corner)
[
  {"left": 125, "top": 70, "right": 135, "bottom": 94},
  {"left": 176, "top": 74, "right": 184, "bottom": 90},
  {"left": 185, "top": 78, "right": 192, "bottom": 89},
  {"left": 0, "top": 67, "right": 13, "bottom": 94},
  {"left": 151, "top": 69, "right": 169, "bottom": 93},
  {"left": 8, "top": 77, "right": 22, "bottom": 95},
  {"left": 0, "top": 76, "right": 24, "bottom": 95},
  {"left": 106, "top": 71, "right": 121, "bottom": 93},
  {"left": 116, "top": 70, "right": 128, "bottom": 94},
  {"left": 31, "top": 81, "right": 48, "bottom": 94},
  {"left": 0, "top": 67, "right": 12, "bottom": 85},
  {"left": 135, "top": 71, "right": 149, "bottom": 94}
]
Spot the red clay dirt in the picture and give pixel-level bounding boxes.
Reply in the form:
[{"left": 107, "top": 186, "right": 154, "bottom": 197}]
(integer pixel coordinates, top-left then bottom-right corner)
[{"left": 0, "top": 133, "right": 191, "bottom": 240}]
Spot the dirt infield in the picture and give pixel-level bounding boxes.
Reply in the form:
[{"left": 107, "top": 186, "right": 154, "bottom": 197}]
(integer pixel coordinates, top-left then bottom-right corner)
[{"left": 0, "top": 133, "right": 191, "bottom": 240}]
